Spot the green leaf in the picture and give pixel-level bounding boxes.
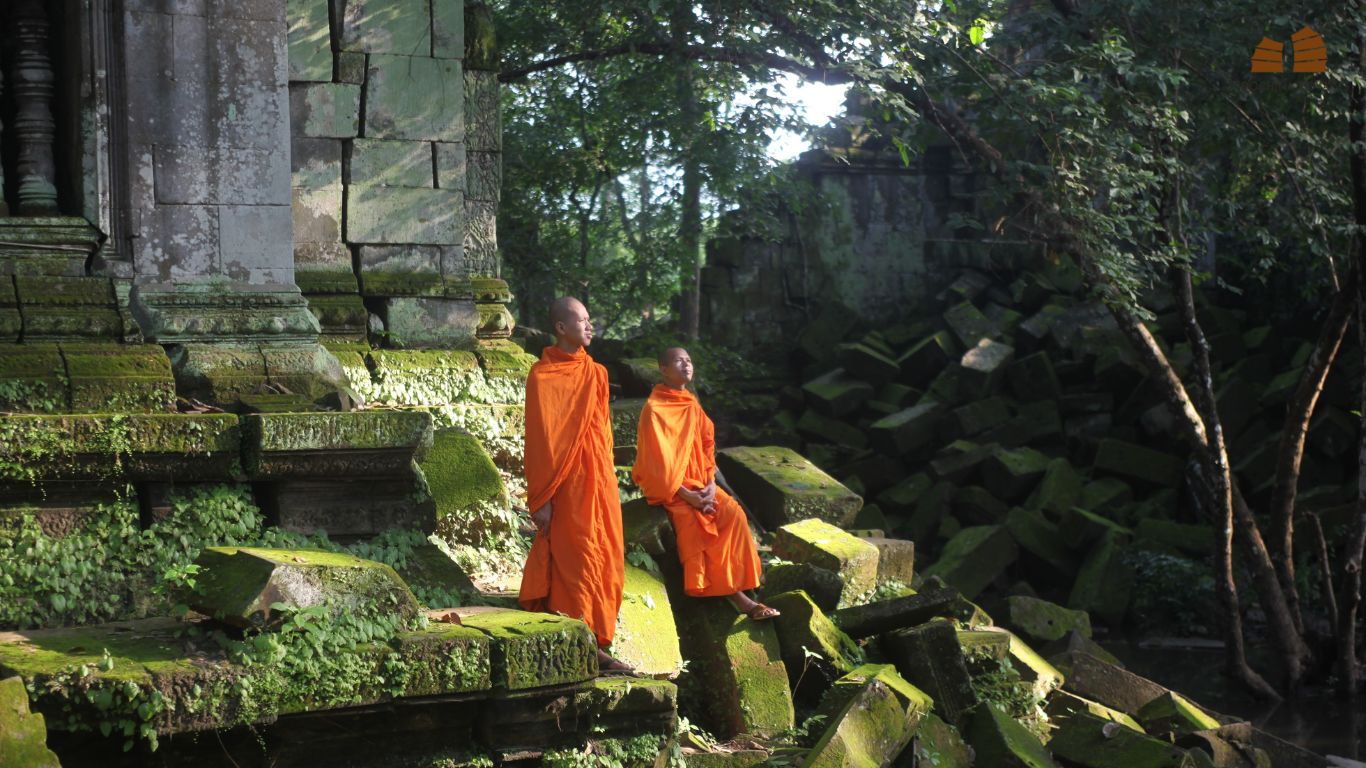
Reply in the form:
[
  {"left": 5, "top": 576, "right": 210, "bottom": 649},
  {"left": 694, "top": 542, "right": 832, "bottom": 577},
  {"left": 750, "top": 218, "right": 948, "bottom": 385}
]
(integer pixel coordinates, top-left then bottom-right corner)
[{"left": 969, "top": 20, "right": 986, "bottom": 46}]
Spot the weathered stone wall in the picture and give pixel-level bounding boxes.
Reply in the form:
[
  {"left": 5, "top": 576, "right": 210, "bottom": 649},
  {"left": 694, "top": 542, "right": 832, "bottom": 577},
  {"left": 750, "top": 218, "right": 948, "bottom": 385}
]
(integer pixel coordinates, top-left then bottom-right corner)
[{"left": 287, "top": 0, "right": 503, "bottom": 349}]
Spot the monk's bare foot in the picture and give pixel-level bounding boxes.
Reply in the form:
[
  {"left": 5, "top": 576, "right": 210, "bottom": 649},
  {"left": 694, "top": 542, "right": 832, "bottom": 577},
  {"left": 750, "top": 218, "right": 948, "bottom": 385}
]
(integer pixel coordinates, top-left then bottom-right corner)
[
  {"left": 597, "top": 650, "right": 637, "bottom": 675},
  {"left": 728, "top": 592, "right": 780, "bottom": 621}
]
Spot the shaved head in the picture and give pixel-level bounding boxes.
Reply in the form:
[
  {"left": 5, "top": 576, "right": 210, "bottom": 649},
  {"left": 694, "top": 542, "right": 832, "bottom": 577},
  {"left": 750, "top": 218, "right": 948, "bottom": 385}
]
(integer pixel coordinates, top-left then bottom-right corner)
[
  {"left": 549, "top": 296, "right": 586, "bottom": 329},
  {"left": 658, "top": 346, "right": 688, "bottom": 365}
]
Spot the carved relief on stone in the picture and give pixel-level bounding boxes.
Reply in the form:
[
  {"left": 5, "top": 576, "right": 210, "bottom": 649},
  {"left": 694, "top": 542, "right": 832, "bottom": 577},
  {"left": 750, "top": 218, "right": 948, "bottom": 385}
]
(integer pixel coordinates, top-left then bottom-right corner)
[
  {"left": 131, "top": 285, "right": 324, "bottom": 344},
  {"left": 472, "top": 277, "right": 514, "bottom": 340}
]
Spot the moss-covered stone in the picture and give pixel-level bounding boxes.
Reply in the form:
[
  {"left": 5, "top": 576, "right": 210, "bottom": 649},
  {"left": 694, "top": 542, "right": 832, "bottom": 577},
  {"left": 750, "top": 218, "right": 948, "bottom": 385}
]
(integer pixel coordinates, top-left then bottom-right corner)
[
  {"left": 357, "top": 348, "right": 493, "bottom": 407},
  {"left": 421, "top": 428, "right": 510, "bottom": 544},
  {"left": 245, "top": 409, "right": 434, "bottom": 454},
  {"left": 864, "top": 536, "right": 915, "bottom": 585},
  {"left": 464, "top": 1, "right": 499, "bottom": 70},
  {"left": 803, "top": 368, "right": 875, "bottom": 418},
  {"left": 869, "top": 401, "right": 943, "bottom": 458},
  {"left": 982, "top": 627, "right": 1065, "bottom": 700},
  {"left": 964, "top": 703, "right": 1059, "bottom": 768},
  {"left": 1004, "top": 507, "right": 1077, "bottom": 578},
  {"left": 674, "top": 596, "right": 794, "bottom": 739},
  {"left": 1068, "top": 529, "right": 1134, "bottom": 627},
  {"left": 1045, "top": 690, "right": 1145, "bottom": 733},
  {"left": 611, "top": 397, "right": 648, "bottom": 449},
  {"left": 455, "top": 607, "right": 598, "bottom": 690},
  {"left": 1134, "top": 519, "right": 1217, "bottom": 557},
  {"left": 982, "top": 446, "right": 1050, "bottom": 503},
  {"left": 622, "top": 498, "right": 675, "bottom": 557},
  {"left": 611, "top": 565, "right": 684, "bottom": 678},
  {"left": 1049, "top": 711, "right": 1194, "bottom": 767},
  {"left": 765, "top": 591, "right": 861, "bottom": 699},
  {"left": 879, "top": 621, "right": 976, "bottom": 726},
  {"left": 396, "top": 542, "right": 478, "bottom": 600},
  {"left": 833, "top": 587, "right": 983, "bottom": 639},
  {"left": 1135, "top": 692, "right": 1221, "bottom": 736},
  {"left": 1005, "top": 596, "right": 1091, "bottom": 643},
  {"left": 772, "top": 519, "right": 880, "bottom": 607},
  {"left": 391, "top": 622, "right": 493, "bottom": 695},
  {"left": 57, "top": 342, "right": 174, "bottom": 412},
  {"left": 0, "top": 675, "right": 60, "bottom": 768},
  {"left": 910, "top": 712, "right": 974, "bottom": 767},
  {"left": 189, "top": 547, "right": 422, "bottom": 629},
  {"left": 1093, "top": 438, "right": 1184, "bottom": 488},
  {"left": 716, "top": 446, "right": 863, "bottom": 529},
  {"left": 803, "top": 664, "right": 933, "bottom": 768},
  {"left": 923, "top": 525, "right": 1018, "bottom": 600},
  {"left": 1026, "top": 458, "right": 1083, "bottom": 514},
  {"left": 1058, "top": 651, "right": 1170, "bottom": 715},
  {"left": 475, "top": 339, "right": 536, "bottom": 380},
  {"left": 0, "top": 343, "right": 67, "bottom": 413},
  {"left": 683, "top": 749, "right": 769, "bottom": 768}
]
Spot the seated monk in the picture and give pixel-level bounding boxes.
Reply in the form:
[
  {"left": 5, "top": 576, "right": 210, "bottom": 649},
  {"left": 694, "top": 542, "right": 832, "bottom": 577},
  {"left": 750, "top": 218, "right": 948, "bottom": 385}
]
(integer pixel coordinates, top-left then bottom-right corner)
[
  {"left": 518, "top": 297, "right": 632, "bottom": 673},
  {"left": 632, "top": 347, "right": 779, "bottom": 620}
]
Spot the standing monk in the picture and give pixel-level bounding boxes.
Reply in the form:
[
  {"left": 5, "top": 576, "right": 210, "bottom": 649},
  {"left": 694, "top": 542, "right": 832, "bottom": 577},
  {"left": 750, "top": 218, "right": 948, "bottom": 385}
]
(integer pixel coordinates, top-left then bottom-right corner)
[
  {"left": 519, "top": 297, "right": 631, "bottom": 671},
  {"left": 632, "top": 347, "right": 779, "bottom": 620}
]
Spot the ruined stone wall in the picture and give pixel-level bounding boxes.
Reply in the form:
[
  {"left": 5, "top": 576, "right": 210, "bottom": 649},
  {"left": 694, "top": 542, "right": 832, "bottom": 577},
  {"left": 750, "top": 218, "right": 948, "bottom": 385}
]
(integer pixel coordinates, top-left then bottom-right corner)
[{"left": 286, "top": 0, "right": 503, "bottom": 349}]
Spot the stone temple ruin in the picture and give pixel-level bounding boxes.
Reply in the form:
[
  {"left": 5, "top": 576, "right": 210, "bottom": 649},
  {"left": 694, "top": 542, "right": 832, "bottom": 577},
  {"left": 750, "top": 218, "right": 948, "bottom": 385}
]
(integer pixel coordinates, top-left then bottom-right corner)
[{"left": 0, "top": 2, "right": 1352, "bottom": 768}]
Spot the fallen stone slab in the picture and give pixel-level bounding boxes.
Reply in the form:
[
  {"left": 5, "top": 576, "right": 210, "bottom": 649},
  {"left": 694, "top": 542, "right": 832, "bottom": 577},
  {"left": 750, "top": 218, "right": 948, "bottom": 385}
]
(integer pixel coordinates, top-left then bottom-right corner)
[
  {"left": 798, "top": 409, "right": 869, "bottom": 450},
  {"left": 832, "top": 588, "right": 983, "bottom": 639},
  {"left": 1093, "top": 438, "right": 1185, "bottom": 488},
  {"left": 0, "top": 675, "right": 59, "bottom": 768},
  {"left": 952, "top": 485, "right": 1009, "bottom": 526},
  {"left": 717, "top": 446, "right": 863, "bottom": 529},
  {"left": 980, "top": 627, "right": 1065, "bottom": 700},
  {"left": 589, "top": 676, "right": 680, "bottom": 740},
  {"left": 610, "top": 565, "right": 684, "bottom": 679},
  {"left": 1045, "top": 690, "right": 1145, "bottom": 733},
  {"left": 1058, "top": 651, "right": 1170, "bottom": 715},
  {"left": 909, "top": 712, "right": 974, "bottom": 767},
  {"left": 621, "top": 498, "right": 675, "bottom": 558},
  {"left": 766, "top": 591, "right": 862, "bottom": 700},
  {"left": 1059, "top": 507, "right": 1132, "bottom": 551},
  {"left": 923, "top": 525, "right": 1018, "bottom": 600},
  {"left": 1081, "top": 477, "right": 1134, "bottom": 509},
  {"left": 838, "top": 343, "right": 901, "bottom": 387},
  {"left": 772, "top": 519, "right": 880, "bottom": 607},
  {"left": 959, "top": 338, "right": 1015, "bottom": 392},
  {"left": 1174, "top": 731, "right": 1269, "bottom": 768},
  {"left": 188, "top": 547, "right": 422, "bottom": 629},
  {"left": 875, "top": 473, "right": 931, "bottom": 515},
  {"left": 1026, "top": 457, "right": 1083, "bottom": 514},
  {"left": 956, "top": 629, "right": 1011, "bottom": 661},
  {"left": 440, "top": 609, "right": 590, "bottom": 693},
  {"left": 863, "top": 537, "right": 915, "bottom": 585},
  {"left": 1049, "top": 710, "right": 1194, "bottom": 768},
  {"left": 396, "top": 542, "right": 478, "bottom": 601},
  {"left": 1004, "top": 507, "right": 1077, "bottom": 578},
  {"left": 949, "top": 397, "right": 1011, "bottom": 438},
  {"left": 964, "top": 703, "right": 1059, "bottom": 768},
  {"left": 617, "top": 357, "right": 663, "bottom": 396},
  {"left": 803, "top": 664, "right": 933, "bottom": 768},
  {"left": 983, "top": 446, "right": 1050, "bottom": 503},
  {"left": 1211, "top": 723, "right": 1328, "bottom": 768},
  {"left": 879, "top": 621, "right": 976, "bottom": 726},
  {"left": 422, "top": 428, "right": 510, "bottom": 545},
  {"left": 986, "top": 399, "right": 1064, "bottom": 446},
  {"left": 1007, "top": 351, "right": 1061, "bottom": 403},
  {"left": 1136, "top": 692, "right": 1222, "bottom": 736},
  {"left": 759, "top": 563, "right": 845, "bottom": 613},
  {"left": 1069, "top": 529, "right": 1134, "bottom": 627},
  {"left": 928, "top": 440, "right": 996, "bottom": 485},
  {"left": 869, "top": 401, "right": 944, "bottom": 458},
  {"left": 1135, "top": 519, "right": 1217, "bottom": 557},
  {"left": 944, "top": 301, "right": 999, "bottom": 348},
  {"left": 1004, "top": 596, "right": 1092, "bottom": 643},
  {"left": 906, "top": 480, "right": 955, "bottom": 545},
  {"left": 1044, "top": 630, "right": 1124, "bottom": 669},
  {"left": 898, "top": 331, "right": 957, "bottom": 387},
  {"left": 803, "top": 368, "right": 876, "bottom": 418}
]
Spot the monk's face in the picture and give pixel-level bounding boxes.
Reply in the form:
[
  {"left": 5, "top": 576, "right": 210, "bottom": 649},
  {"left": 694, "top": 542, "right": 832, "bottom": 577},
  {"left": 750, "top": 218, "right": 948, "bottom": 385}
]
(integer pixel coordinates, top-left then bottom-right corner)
[
  {"left": 555, "top": 300, "right": 594, "bottom": 347},
  {"left": 659, "top": 348, "right": 694, "bottom": 388}
]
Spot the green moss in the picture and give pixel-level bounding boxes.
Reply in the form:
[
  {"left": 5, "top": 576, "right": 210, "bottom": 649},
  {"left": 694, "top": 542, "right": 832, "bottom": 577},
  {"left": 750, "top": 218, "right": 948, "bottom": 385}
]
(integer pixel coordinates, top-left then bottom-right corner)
[
  {"left": 610, "top": 565, "right": 684, "bottom": 678},
  {"left": 391, "top": 623, "right": 493, "bottom": 695},
  {"left": 804, "top": 664, "right": 928, "bottom": 767},
  {"left": 0, "top": 344, "right": 67, "bottom": 412},
  {"left": 1005, "top": 596, "right": 1092, "bottom": 643},
  {"left": 245, "top": 410, "right": 434, "bottom": 453},
  {"left": 0, "top": 676, "right": 60, "bottom": 768},
  {"left": 771, "top": 519, "right": 879, "bottom": 607},
  {"left": 912, "top": 713, "right": 974, "bottom": 767},
  {"left": 965, "top": 704, "right": 1059, "bottom": 768},
  {"left": 457, "top": 609, "right": 598, "bottom": 690},
  {"left": 765, "top": 590, "right": 862, "bottom": 696},
  {"left": 1046, "top": 691, "right": 1145, "bottom": 734},
  {"left": 722, "top": 615, "right": 795, "bottom": 738},
  {"left": 923, "top": 525, "right": 1018, "bottom": 600},
  {"left": 1048, "top": 711, "right": 1191, "bottom": 767},
  {"left": 610, "top": 398, "right": 647, "bottom": 449},
  {"left": 422, "top": 428, "right": 508, "bottom": 514},
  {"left": 0, "top": 413, "right": 239, "bottom": 484},
  {"left": 474, "top": 340, "right": 535, "bottom": 379},
  {"left": 1135, "top": 692, "right": 1220, "bottom": 735},
  {"left": 715, "top": 446, "right": 863, "bottom": 529}
]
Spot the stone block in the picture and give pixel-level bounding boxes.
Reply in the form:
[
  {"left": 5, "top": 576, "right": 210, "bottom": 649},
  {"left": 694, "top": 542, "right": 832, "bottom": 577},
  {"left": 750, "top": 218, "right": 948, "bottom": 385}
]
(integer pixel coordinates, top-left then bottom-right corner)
[
  {"left": 982, "top": 446, "right": 1050, "bottom": 503},
  {"left": 621, "top": 498, "right": 675, "bottom": 558},
  {"left": 382, "top": 297, "right": 480, "bottom": 348},
  {"left": 929, "top": 440, "right": 995, "bottom": 484},
  {"left": 290, "top": 83, "right": 361, "bottom": 138},
  {"left": 1048, "top": 711, "right": 1190, "bottom": 768},
  {"left": 464, "top": 197, "right": 499, "bottom": 270},
  {"left": 1134, "top": 519, "right": 1216, "bottom": 557},
  {"left": 292, "top": 185, "right": 344, "bottom": 242},
  {"left": 675, "top": 598, "right": 794, "bottom": 739},
  {"left": 359, "top": 244, "right": 446, "bottom": 296},
  {"left": 757, "top": 562, "right": 844, "bottom": 613},
  {"left": 287, "top": 0, "right": 333, "bottom": 81},
  {"left": 865, "top": 537, "right": 915, "bottom": 585},
  {"left": 1004, "top": 507, "right": 1076, "bottom": 577},
  {"left": 765, "top": 590, "right": 862, "bottom": 699},
  {"left": 421, "top": 428, "right": 509, "bottom": 543},
  {"left": 1093, "top": 438, "right": 1184, "bottom": 488},
  {"left": 870, "top": 401, "right": 943, "bottom": 457},
  {"left": 716, "top": 446, "right": 863, "bottom": 529},
  {"left": 61, "top": 342, "right": 176, "bottom": 413},
  {"left": 832, "top": 588, "right": 979, "bottom": 639},
  {"left": 909, "top": 713, "right": 974, "bottom": 767},
  {"left": 294, "top": 242, "right": 358, "bottom": 293},
  {"left": 1059, "top": 507, "right": 1131, "bottom": 550},
  {"left": 0, "top": 675, "right": 59, "bottom": 768},
  {"left": 950, "top": 396, "right": 1011, "bottom": 438},
  {"left": 923, "top": 525, "right": 1018, "bottom": 600},
  {"left": 964, "top": 704, "right": 1059, "bottom": 768},
  {"left": 804, "top": 664, "right": 933, "bottom": 768},
  {"left": 241, "top": 410, "right": 433, "bottom": 478},
  {"left": 432, "top": 0, "right": 464, "bottom": 57},
  {"left": 898, "top": 330, "right": 956, "bottom": 386},
  {"left": 1135, "top": 692, "right": 1221, "bottom": 736},
  {"left": 1068, "top": 529, "right": 1134, "bottom": 627},
  {"left": 350, "top": 138, "right": 436, "bottom": 187},
  {"left": 464, "top": 69, "right": 501, "bottom": 151},
  {"left": 395, "top": 542, "right": 478, "bottom": 600},
  {"left": 455, "top": 607, "right": 599, "bottom": 690},
  {"left": 1026, "top": 458, "right": 1083, "bottom": 514},
  {"left": 802, "top": 368, "right": 874, "bottom": 418},
  {"left": 467, "top": 149, "right": 502, "bottom": 202},
  {"left": 880, "top": 621, "right": 975, "bottom": 726},
  {"left": 347, "top": 185, "right": 463, "bottom": 245},
  {"left": 772, "top": 519, "right": 880, "bottom": 607},
  {"left": 875, "top": 472, "right": 930, "bottom": 515},
  {"left": 0, "top": 343, "right": 68, "bottom": 412},
  {"left": 307, "top": 294, "right": 368, "bottom": 339},
  {"left": 188, "top": 546, "right": 422, "bottom": 629},
  {"left": 0, "top": 412, "right": 241, "bottom": 483},
  {"left": 609, "top": 397, "right": 647, "bottom": 450},
  {"left": 339, "top": 0, "right": 433, "bottom": 53},
  {"left": 220, "top": 205, "right": 294, "bottom": 278},
  {"left": 1004, "top": 596, "right": 1091, "bottom": 643},
  {"left": 960, "top": 338, "right": 1014, "bottom": 391},
  {"left": 337, "top": 50, "right": 367, "bottom": 83},
  {"left": 435, "top": 141, "right": 468, "bottom": 191},
  {"left": 390, "top": 622, "right": 493, "bottom": 695},
  {"left": 987, "top": 628, "right": 1064, "bottom": 699},
  {"left": 365, "top": 55, "right": 464, "bottom": 141},
  {"left": 838, "top": 342, "right": 900, "bottom": 386},
  {"left": 611, "top": 564, "right": 684, "bottom": 678},
  {"left": 943, "top": 301, "right": 998, "bottom": 347},
  {"left": 953, "top": 485, "right": 1008, "bottom": 525},
  {"left": 797, "top": 409, "right": 868, "bottom": 449},
  {"left": 1059, "top": 651, "right": 1170, "bottom": 715},
  {"left": 155, "top": 144, "right": 289, "bottom": 205},
  {"left": 1045, "top": 690, "right": 1145, "bottom": 733},
  {"left": 1007, "top": 351, "right": 1061, "bottom": 403}
]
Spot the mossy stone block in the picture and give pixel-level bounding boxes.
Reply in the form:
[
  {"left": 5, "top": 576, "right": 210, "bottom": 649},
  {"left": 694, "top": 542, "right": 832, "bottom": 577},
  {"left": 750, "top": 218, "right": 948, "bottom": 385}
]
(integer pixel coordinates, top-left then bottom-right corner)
[
  {"left": 838, "top": 342, "right": 901, "bottom": 386},
  {"left": 1004, "top": 507, "right": 1076, "bottom": 578},
  {"left": 1059, "top": 507, "right": 1131, "bottom": 551},
  {"left": 616, "top": 358, "right": 662, "bottom": 397},
  {"left": 1093, "top": 438, "right": 1184, "bottom": 488},
  {"left": 910, "top": 713, "right": 974, "bottom": 767},
  {"left": 1026, "top": 458, "right": 1083, "bottom": 514},
  {"left": 757, "top": 562, "right": 844, "bottom": 613},
  {"left": 0, "top": 412, "right": 240, "bottom": 483},
  {"left": 766, "top": 591, "right": 861, "bottom": 698},
  {"left": 797, "top": 409, "right": 868, "bottom": 450},
  {"left": 463, "top": 1, "right": 499, "bottom": 69},
  {"left": 1068, "top": 530, "right": 1134, "bottom": 627},
  {"left": 1049, "top": 711, "right": 1193, "bottom": 768},
  {"left": 964, "top": 704, "right": 1059, "bottom": 768},
  {"left": 456, "top": 608, "right": 598, "bottom": 690},
  {"left": 923, "top": 525, "right": 1018, "bottom": 600},
  {"left": 1005, "top": 596, "right": 1091, "bottom": 643},
  {"left": 61, "top": 342, "right": 175, "bottom": 413},
  {"left": 0, "top": 676, "right": 60, "bottom": 768},
  {"left": 870, "top": 401, "right": 943, "bottom": 457},
  {"left": 684, "top": 750, "right": 769, "bottom": 768},
  {"left": 832, "top": 588, "right": 980, "bottom": 639},
  {"left": 803, "top": 368, "right": 875, "bottom": 418},
  {"left": 350, "top": 138, "right": 435, "bottom": 188},
  {"left": 338, "top": 0, "right": 432, "bottom": 53},
  {"left": 621, "top": 497, "right": 674, "bottom": 558},
  {"left": 960, "top": 338, "right": 1014, "bottom": 392},
  {"left": 364, "top": 348, "right": 483, "bottom": 404},
  {"left": 676, "top": 597, "right": 794, "bottom": 739},
  {"left": 982, "top": 446, "right": 1050, "bottom": 504},
  {"left": 717, "top": 446, "right": 863, "bottom": 529},
  {"left": 242, "top": 410, "right": 434, "bottom": 478},
  {"left": 1058, "top": 651, "right": 1169, "bottom": 715},
  {"left": 475, "top": 339, "right": 536, "bottom": 380},
  {"left": 879, "top": 621, "right": 976, "bottom": 726},
  {"left": 950, "top": 396, "right": 1011, "bottom": 438},
  {"left": 0, "top": 344, "right": 67, "bottom": 412},
  {"left": 189, "top": 547, "right": 422, "bottom": 629},
  {"left": 396, "top": 542, "right": 478, "bottom": 599},
  {"left": 286, "top": 0, "right": 333, "bottom": 80},
  {"left": 421, "top": 427, "right": 509, "bottom": 542},
  {"left": 364, "top": 54, "right": 464, "bottom": 142},
  {"left": 772, "top": 519, "right": 879, "bottom": 608},
  {"left": 347, "top": 185, "right": 464, "bottom": 244},
  {"left": 804, "top": 664, "right": 933, "bottom": 768},
  {"left": 1134, "top": 519, "right": 1217, "bottom": 557},
  {"left": 1045, "top": 690, "right": 1145, "bottom": 733},
  {"left": 291, "top": 82, "right": 361, "bottom": 138},
  {"left": 929, "top": 440, "right": 995, "bottom": 485},
  {"left": 610, "top": 565, "right": 684, "bottom": 678},
  {"left": 985, "top": 628, "right": 1064, "bottom": 700},
  {"left": 864, "top": 536, "right": 915, "bottom": 585},
  {"left": 898, "top": 330, "right": 957, "bottom": 387},
  {"left": 391, "top": 622, "right": 493, "bottom": 695},
  {"left": 1135, "top": 692, "right": 1221, "bottom": 736},
  {"left": 1008, "top": 351, "right": 1061, "bottom": 402},
  {"left": 943, "top": 301, "right": 998, "bottom": 347}
]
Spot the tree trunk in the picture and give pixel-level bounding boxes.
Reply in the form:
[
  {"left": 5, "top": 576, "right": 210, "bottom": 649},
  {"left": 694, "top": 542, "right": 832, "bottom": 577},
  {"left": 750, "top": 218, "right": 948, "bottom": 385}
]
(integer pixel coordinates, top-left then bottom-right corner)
[
  {"left": 1268, "top": 267, "right": 1356, "bottom": 636},
  {"left": 672, "top": 5, "right": 703, "bottom": 341}
]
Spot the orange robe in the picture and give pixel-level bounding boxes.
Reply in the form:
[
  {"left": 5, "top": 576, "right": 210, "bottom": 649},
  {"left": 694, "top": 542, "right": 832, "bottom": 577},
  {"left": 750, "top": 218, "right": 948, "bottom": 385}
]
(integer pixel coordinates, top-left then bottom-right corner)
[
  {"left": 632, "top": 384, "right": 762, "bottom": 597},
  {"left": 518, "top": 346, "right": 624, "bottom": 648}
]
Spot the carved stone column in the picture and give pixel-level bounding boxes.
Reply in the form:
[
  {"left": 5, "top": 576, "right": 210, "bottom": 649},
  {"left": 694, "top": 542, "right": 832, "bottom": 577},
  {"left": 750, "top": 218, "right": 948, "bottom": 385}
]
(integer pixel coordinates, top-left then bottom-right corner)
[
  {"left": 0, "top": 64, "right": 8, "bottom": 216},
  {"left": 7, "top": 0, "right": 60, "bottom": 214}
]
